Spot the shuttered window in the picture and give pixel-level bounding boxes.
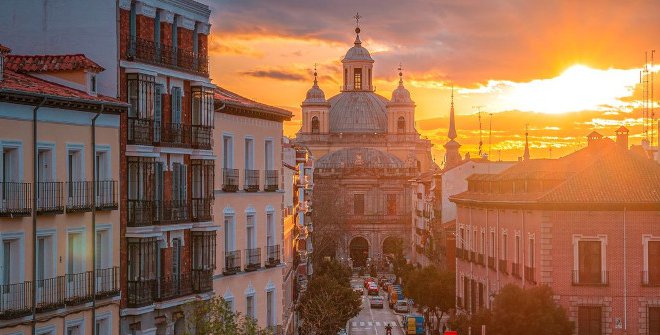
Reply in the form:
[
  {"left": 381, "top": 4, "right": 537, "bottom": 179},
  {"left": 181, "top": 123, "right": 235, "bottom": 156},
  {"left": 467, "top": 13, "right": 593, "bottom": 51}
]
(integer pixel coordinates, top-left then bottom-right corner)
[
  {"left": 171, "top": 87, "right": 182, "bottom": 124},
  {"left": 578, "top": 306, "right": 601, "bottom": 335}
]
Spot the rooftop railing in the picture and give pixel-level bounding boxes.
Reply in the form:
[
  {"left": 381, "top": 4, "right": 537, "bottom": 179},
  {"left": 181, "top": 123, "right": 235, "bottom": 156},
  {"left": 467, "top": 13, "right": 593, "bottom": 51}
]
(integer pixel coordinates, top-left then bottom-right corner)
[{"left": 126, "top": 34, "right": 209, "bottom": 76}]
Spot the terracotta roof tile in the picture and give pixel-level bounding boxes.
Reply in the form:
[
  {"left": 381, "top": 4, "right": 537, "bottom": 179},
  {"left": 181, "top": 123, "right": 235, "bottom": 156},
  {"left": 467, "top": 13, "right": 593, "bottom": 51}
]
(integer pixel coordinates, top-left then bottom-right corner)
[
  {"left": 5, "top": 54, "right": 104, "bottom": 73},
  {"left": 214, "top": 86, "right": 292, "bottom": 120},
  {"left": 0, "top": 69, "right": 125, "bottom": 106},
  {"left": 0, "top": 44, "right": 11, "bottom": 54}
]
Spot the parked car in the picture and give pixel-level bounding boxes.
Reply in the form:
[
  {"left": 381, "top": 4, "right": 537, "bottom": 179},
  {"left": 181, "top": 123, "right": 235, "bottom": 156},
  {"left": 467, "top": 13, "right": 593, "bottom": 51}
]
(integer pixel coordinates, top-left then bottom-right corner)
[
  {"left": 369, "top": 296, "right": 384, "bottom": 309},
  {"left": 352, "top": 284, "right": 364, "bottom": 295},
  {"left": 364, "top": 277, "right": 376, "bottom": 288},
  {"left": 394, "top": 300, "right": 410, "bottom": 313},
  {"left": 367, "top": 283, "right": 379, "bottom": 295}
]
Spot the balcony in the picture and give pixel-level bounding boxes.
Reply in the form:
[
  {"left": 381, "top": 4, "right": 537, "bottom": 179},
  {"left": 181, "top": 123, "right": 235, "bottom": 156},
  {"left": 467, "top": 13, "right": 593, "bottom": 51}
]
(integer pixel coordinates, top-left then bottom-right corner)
[
  {"left": 222, "top": 168, "right": 239, "bottom": 192},
  {"left": 191, "top": 269, "right": 213, "bottom": 293},
  {"left": 157, "top": 200, "right": 189, "bottom": 225},
  {"left": 0, "top": 182, "right": 31, "bottom": 217},
  {"left": 524, "top": 266, "right": 536, "bottom": 284},
  {"left": 156, "top": 273, "right": 193, "bottom": 302},
  {"left": 127, "top": 117, "right": 153, "bottom": 145},
  {"left": 469, "top": 251, "right": 476, "bottom": 263},
  {"left": 127, "top": 199, "right": 154, "bottom": 227},
  {"left": 96, "top": 180, "right": 118, "bottom": 210},
  {"left": 127, "top": 279, "right": 156, "bottom": 308},
  {"left": 66, "top": 181, "right": 92, "bottom": 212},
  {"left": 37, "top": 182, "right": 64, "bottom": 215},
  {"left": 0, "top": 281, "right": 32, "bottom": 319},
  {"left": 498, "top": 259, "right": 508, "bottom": 274},
  {"left": 191, "top": 197, "right": 213, "bottom": 222},
  {"left": 488, "top": 256, "right": 495, "bottom": 270},
  {"left": 642, "top": 271, "right": 660, "bottom": 287},
  {"left": 572, "top": 270, "right": 609, "bottom": 286},
  {"left": 65, "top": 271, "right": 94, "bottom": 305},
  {"left": 477, "top": 254, "right": 485, "bottom": 266},
  {"left": 36, "top": 276, "right": 65, "bottom": 313},
  {"left": 160, "top": 123, "right": 192, "bottom": 147},
  {"left": 265, "top": 170, "right": 278, "bottom": 192},
  {"left": 511, "top": 263, "right": 521, "bottom": 278},
  {"left": 265, "top": 245, "right": 281, "bottom": 268},
  {"left": 125, "top": 34, "right": 209, "bottom": 76},
  {"left": 95, "top": 267, "right": 120, "bottom": 299},
  {"left": 244, "top": 170, "right": 260, "bottom": 192},
  {"left": 191, "top": 125, "right": 212, "bottom": 150},
  {"left": 224, "top": 250, "right": 241, "bottom": 275},
  {"left": 245, "top": 248, "right": 261, "bottom": 271}
]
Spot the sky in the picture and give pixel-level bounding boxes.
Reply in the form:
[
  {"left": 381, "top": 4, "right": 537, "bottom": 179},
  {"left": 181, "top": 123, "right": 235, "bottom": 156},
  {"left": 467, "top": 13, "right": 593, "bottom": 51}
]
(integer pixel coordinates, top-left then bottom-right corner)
[{"left": 203, "top": 0, "right": 659, "bottom": 162}]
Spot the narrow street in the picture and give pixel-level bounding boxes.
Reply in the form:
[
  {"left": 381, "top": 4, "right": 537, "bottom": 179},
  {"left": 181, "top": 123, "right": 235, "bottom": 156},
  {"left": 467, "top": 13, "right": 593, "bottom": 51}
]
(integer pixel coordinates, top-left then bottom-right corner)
[{"left": 348, "top": 277, "right": 406, "bottom": 335}]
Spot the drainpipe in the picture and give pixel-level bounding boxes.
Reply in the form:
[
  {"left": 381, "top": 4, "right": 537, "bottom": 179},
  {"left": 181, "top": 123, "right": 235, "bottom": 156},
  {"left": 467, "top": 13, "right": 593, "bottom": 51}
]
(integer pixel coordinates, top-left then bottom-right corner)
[
  {"left": 521, "top": 210, "right": 525, "bottom": 288},
  {"left": 496, "top": 209, "right": 499, "bottom": 297},
  {"left": 623, "top": 206, "right": 627, "bottom": 333},
  {"left": 91, "top": 105, "right": 103, "bottom": 335},
  {"left": 31, "top": 97, "right": 47, "bottom": 335}
]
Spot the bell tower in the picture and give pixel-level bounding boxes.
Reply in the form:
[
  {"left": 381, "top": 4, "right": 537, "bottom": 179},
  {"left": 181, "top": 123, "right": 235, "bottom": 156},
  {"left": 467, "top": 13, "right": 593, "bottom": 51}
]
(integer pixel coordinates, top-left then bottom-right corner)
[
  {"left": 341, "top": 13, "right": 375, "bottom": 91},
  {"left": 301, "top": 66, "right": 329, "bottom": 134},
  {"left": 387, "top": 65, "right": 415, "bottom": 134}
]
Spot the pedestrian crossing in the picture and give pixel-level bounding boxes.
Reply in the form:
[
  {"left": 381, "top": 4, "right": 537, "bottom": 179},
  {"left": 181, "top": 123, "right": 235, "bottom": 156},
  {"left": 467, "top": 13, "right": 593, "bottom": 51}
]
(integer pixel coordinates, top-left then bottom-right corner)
[{"left": 350, "top": 320, "right": 403, "bottom": 328}]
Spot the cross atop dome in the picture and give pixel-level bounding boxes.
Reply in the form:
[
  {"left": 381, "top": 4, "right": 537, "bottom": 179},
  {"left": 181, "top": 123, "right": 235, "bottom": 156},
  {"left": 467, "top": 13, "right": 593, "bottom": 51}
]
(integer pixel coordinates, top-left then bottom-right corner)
[
  {"left": 353, "top": 12, "right": 362, "bottom": 44},
  {"left": 398, "top": 63, "right": 404, "bottom": 84}
]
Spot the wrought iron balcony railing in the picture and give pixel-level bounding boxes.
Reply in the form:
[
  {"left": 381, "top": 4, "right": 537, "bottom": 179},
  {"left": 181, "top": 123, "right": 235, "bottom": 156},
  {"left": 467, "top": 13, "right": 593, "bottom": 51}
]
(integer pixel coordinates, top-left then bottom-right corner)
[
  {"left": 0, "top": 281, "right": 32, "bottom": 319},
  {"left": 245, "top": 248, "right": 261, "bottom": 271},
  {"left": 477, "top": 254, "right": 485, "bottom": 266},
  {"left": 66, "top": 181, "right": 92, "bottom": 212},
  {"left": 488, "top": 256, "right": 495, "bottom": 270},
  {"left": 191, "top": 269, "right": 213, "bottom": 293},
  {"left": 524, "top": 266, "right": 536, "bottom": 284},
  {"left": 498, "top": 259, "right": 508, "bottom": 274},
  {"left": 95, "top": 267, "right": 120, "bottom": 299},
  {"left": 511, "top": 262, "right": 521, "bottom": 278},
  {"left": 127, "top": 279, "right": 156, "bottom": 308},
  {"left": 265, "top": 245, "right": 281, "bottom": 268},
  {"left": 127, "top": 199, "right": 154, "bottom": 227},
  {"left": 191, "top": 125, "right": 212, "bottom": 150},
  {"left": 244, "top": 169, "right": 260, "bottom": 192},
  {"left": 125, "top": 34, "right": 209, "bottom": 76},
  {"left": 222, "top": 168, "right": 239, "bottom": 192},
  {"left": 156, "top": 273, "right": 193, "bottom": 302},
  {"left": 37, "top": 182, "right": 64, "bottom": 215},
  {"left": 572, "top": 270, "right": 609, "bottom": 286},
  {"left": 642, "top": 271, "right": 660, "bottom": 287},
  {"left": 0, "top": 182, "right": 31, "bottom": 217},
  {"left": 191, "top": 197, "right": 213, "bottom": 222},
  {"left": 224, "top": 250, "right": 241, "bottom": 275},
  {"left": 36, "top": 276, "right": 64, "bottom": 313},
  {"left": 265, "top": 170, "right": 278, "bottom": 192},
  {"left": 160, "top": 122, "right": 192, "bottom": 147},
  {"left": 95, "top": 180, "right": 118, "bottom": 210},
  {"left": 157, "top": 200, "right": 189, "bottom": 225},
  {"left": 127, "top": 117, "right": 154, "bottom": 145},
  {"left": 65, "top": 271, "right": 94, "bottom": 305}
]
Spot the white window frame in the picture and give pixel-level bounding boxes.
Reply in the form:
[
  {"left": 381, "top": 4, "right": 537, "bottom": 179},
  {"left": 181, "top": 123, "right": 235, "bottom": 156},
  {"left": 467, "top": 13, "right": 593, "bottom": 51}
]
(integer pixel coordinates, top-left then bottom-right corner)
[
  {"left": 266, "top": 207, "right": 275, "bottom": 247},
  {"left": 643, "top": 235, "right": 660, "bottom": 276},
  {"left": 95, "top": 311, "right": 113, "bottom": 335},
  {"left": 246, "top": 208, "right": 256, "bottom": 250},
  {"left": 265, "top": 281, "right": 277, "bottom": 327},
  {"left": 244, "top": 137, "right": 254, "bottom": 170},
  {"left": 66, "top": 143, "right": 86, "bottom": 182},
  {"left": 95, "top": 224, "right": 113, "bottom": 269},
  {"left": 245, "top": 283, "right": 256, "bottom": 319},
  {"left": 223, "top": 289, "right": 235, "bottom": 313},
  {"left": 0, "top": 232, "right": 25, "bottom": 284},
  {"left": 66, "top": 227, "right": 87, "bottom": 275},
  {"left": 0, "top": 140, "right": 24, "bottom": 182},
  {"left": 224, "top": 208, "right": 236, "bottom": 252},
  {"left": 222, "top": 134, "right": 234, "bottom": 169},
  {"left": 572, "top": 234, "right": 607, "bottom": 282},
  {"left": 264, "top": 139, "right": 274, "bottom": 170},
  {"left": 35, "top": 324, "right": 56, "bottom": 335},
  {"left": 95, "top": 145, "right": 112, "bottom": 181},
  {"left": 37, "top": 142, "right": 56, "bottom": 182},
  {"left": 36, "top": 229, "right": 57, "bottom": 283},
  {"left": 65, "top": 317, "right": 85, "bottom": 335}
]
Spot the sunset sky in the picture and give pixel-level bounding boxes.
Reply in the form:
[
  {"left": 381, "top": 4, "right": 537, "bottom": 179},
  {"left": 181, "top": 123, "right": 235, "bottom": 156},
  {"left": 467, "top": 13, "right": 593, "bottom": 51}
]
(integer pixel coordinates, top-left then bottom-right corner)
[{"left": 203, "top": 0, "right": 659, "bottom": 162}]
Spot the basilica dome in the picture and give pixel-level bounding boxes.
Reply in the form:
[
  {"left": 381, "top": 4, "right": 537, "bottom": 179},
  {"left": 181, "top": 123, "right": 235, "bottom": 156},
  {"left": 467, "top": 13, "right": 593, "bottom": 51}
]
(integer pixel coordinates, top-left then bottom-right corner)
[
  {"left": 315, "top": 147, "right": 404, "bottom": 169},
  {"left": 328, "top": 91, "right": 388, "bottom": 133}
]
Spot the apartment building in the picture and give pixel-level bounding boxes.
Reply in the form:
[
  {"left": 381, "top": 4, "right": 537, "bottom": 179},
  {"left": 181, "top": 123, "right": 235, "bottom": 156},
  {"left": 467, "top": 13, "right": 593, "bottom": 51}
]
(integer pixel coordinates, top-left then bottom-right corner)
[
  {"left": 213, "top": 87, "right": 292, "bottom": 332},
  {"left": 0, "top": 46, "right": 125, "bottom": 334},
  {"left": 450, "top": 131, "right": 660, "bottom": 335}
]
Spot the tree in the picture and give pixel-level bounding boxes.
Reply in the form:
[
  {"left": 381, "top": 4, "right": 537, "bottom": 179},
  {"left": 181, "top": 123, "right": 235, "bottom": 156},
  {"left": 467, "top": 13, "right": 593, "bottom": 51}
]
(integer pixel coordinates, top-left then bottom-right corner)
[
  {"left": 310, "top": 180, "right": 346, "bottom": 265},
  {"left": 403, "top": 266, "right": 455, "bottom": 331},
  {"left": 314, "top": 258, "right": 351, "bottom": 286},
  {"left": 185, "top": 296, "right": 272, "bottom": 335},
  {"left": 297, "top": 274, "right": 361, "bottom": 335}
]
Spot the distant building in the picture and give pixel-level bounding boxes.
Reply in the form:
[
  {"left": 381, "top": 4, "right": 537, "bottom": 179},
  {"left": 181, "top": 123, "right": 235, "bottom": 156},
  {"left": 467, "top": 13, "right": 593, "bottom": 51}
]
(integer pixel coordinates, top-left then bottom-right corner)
[
  {"left": 450, "top": 130, "right": 660, "bottom": 335},
  {"left": 294, "top": 22, "right": 436, "bottom": 268},
  {"left": 0, "top": 45, "right": 127, "bottom": 334}
]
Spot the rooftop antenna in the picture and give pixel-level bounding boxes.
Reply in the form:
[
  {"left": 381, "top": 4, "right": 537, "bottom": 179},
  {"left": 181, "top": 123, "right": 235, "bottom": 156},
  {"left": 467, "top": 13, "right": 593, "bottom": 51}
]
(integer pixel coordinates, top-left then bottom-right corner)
[
  {"left": 641, "top": 51, "right": 650, "bottom": 143},
  {"left": 473, "top": 106, "right": 484, "bottom": 157}
]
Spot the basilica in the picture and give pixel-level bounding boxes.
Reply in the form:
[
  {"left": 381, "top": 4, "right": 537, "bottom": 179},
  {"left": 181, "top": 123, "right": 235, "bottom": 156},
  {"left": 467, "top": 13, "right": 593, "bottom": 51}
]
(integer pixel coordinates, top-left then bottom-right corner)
[{"left": 295, "top": 22, "right": 436, "bottom": 267}]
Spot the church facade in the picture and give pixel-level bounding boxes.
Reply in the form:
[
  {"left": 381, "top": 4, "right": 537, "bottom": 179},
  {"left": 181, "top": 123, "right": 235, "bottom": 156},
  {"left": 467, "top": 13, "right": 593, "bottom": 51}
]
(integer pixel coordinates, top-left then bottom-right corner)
[{"left": 294, "top": 23, "right": 435, "bottom": 268}]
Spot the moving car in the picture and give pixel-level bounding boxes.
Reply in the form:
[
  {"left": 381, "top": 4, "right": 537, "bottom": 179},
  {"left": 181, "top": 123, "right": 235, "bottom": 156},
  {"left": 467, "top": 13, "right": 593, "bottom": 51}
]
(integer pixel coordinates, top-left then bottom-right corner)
[
  {"left": 364, "top": 277, "right": 376, "bottom": 288},
  {"left": 352, "top": 284, "right": 364, "bottom": 295},
  {"left": 367, "top": 283, "right": 379, "bottom": 295},
  {"left": 369, "top": 296, "right": 384, "bottom": 308},
  {"left": 394, "top": 300, "right": 410, "bottom": 313}
]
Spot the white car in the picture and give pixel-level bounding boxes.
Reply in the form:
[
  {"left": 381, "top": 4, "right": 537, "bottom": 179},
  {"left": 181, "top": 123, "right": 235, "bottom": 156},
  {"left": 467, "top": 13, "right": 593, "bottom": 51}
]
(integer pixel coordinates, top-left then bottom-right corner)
[
  {"left": 394, "top": 300, "right": 410, "bottom": 313},
  {"left": 352, "top": 284, "right": 364, "bottom": 295}
]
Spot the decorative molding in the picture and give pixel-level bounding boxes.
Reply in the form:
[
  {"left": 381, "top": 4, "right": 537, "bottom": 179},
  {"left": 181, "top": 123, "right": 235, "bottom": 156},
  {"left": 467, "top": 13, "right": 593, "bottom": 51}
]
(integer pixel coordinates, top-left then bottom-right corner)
[
  {"left": 119, "top": 0, "right": 132, "bottom": 10},
  {"left": 159, "top": 10, "right": 174, "bottom": 23},
  {"left": 136, "top": 2, "right": 157, "bottom": 18},
  {"left": 197, "top": 22, "right": 211, "bottom": 35},
  {"left": 180, "top": 17, "right": 196, "bottom": 30}
]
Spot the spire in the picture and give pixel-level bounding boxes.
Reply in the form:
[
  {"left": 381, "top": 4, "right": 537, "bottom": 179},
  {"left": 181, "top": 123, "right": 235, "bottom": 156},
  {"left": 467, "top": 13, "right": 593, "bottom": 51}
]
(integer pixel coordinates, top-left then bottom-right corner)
[
  {"left": 398, "top": 63, "right": 404, "bottom": 86},
  {"left": 448, "top": 86, "right": 457, "bottom": 140},
  {"left": 523, "top": 124, "right": 530, "bottom": 161},
  {"left": 313, "top": 63, "right": 318, "bottom": 86},
  {"left": 353, "top": 12, "right": 362, "bottom": 45}
]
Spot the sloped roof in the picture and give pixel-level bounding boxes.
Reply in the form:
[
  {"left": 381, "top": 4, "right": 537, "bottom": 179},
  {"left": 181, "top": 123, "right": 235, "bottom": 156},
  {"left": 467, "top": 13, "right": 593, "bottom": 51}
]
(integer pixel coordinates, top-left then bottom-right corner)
[
  {"left": 214, "top": 86, "right": 292, "bottom": 121},
  {"left": 0, "top": 44, "right": 11, "bottom": 54},
  {"left": 5, "top": 54, "right": 104, "bottom": 73}
]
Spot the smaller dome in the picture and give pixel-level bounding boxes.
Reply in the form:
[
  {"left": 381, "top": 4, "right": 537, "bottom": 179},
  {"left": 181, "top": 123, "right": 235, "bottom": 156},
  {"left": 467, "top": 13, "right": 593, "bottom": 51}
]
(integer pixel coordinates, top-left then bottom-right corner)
[
  {"left": 391, "top": 83, "right": 412, "bottom": 103},
  {"left": 343, "top": 35, "right": 373, "bottom": 62},
  {"left": 303, "top": 72, "right": 326, "bottom": 104}
]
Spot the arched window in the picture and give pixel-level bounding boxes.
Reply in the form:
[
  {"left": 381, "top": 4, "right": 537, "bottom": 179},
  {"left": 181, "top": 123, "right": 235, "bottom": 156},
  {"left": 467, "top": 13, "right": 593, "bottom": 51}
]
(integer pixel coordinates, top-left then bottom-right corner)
[
  {"left": 311, "top": 116, "right": 320, "bottom": 134},
  {"left": 354, "top": 68, "right": 362, "bottom": 90},
  {"left": 397, "top": 116, "right": 405, "bottom": 133}
]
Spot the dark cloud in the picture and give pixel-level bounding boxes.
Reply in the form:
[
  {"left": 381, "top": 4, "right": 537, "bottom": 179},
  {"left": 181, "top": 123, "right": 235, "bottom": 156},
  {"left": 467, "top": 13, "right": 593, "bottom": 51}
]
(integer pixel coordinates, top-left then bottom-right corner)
[
  {"left": 240, "top": 68, "right": 307, "bottom": 81},
  {"left": 209, "top": 0, "right": 660, "bottom": 85}
]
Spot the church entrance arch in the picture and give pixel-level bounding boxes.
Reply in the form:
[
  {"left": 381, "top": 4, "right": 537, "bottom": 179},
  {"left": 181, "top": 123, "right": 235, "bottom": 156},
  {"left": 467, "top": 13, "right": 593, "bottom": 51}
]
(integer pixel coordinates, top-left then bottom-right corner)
[{"left": 349, "top": 236, "right": 369, "bottom": 268}]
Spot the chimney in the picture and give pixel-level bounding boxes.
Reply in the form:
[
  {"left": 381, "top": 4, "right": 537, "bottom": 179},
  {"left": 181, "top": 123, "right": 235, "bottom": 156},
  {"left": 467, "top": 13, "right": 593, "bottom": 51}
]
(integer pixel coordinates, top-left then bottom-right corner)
[
  {"left": 0, "top": 44, "right": 10, "bottom": 82},
  {"left": 615, "top": 126, "right": 629, "bottom": 149},
  {"left": 586, "top": 131, "right": 603, "bottom": 147}
]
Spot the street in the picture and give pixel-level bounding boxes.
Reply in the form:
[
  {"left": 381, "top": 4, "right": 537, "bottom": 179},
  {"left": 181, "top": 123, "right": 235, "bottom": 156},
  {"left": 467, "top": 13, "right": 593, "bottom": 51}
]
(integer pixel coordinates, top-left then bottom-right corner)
[{"left": 348, "top": 277, "right": 406, "bottom": 335}]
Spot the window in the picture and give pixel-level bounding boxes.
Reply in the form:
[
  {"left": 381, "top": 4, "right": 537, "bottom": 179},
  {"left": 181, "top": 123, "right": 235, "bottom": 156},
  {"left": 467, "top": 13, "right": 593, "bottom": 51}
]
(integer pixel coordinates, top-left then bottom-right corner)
[
  {"left": 244, "top": 138, "right": 254, "bottom": 170},
  {"left": 265, "top": 140, "right": 274, "bottom": 170},
  {"left": 67, "top": 231, "right": 84, "bottom": 275},
  {"left": 154, "top": 84, "right": 164, "bottom": 142},
  {"left": 66, "top": 324, "right": 81, "bottom": 335},
  {"left": 354, "top": 68, "right": 362, "bottom": 90},
  {"left": 311, "top": 116, "right": 320, "bottom": 134},
  {"left": 266, "top": 290, "right": 274, "bottom": 328},
  {"left": 192, "top": 231, "right": 216, "bottom": 271},
  {"left": 90, "top": 74, "right": 97, "bottom": 94},
  {"left": 397, "top": 116, "right": 405, "bottom": 133},
  {"left": 36, "top": 235, "right": 54, "bottom": 286},
  {"left": 171, "top": 87, "right": 182, "bottom": 124},
  {"left": 127, "top": 238, "right": 157, "bottom": 281},
  {"left": 95, "top": 150, "right": 109, "bottom": 181},
  {"left": 578, "top": 306, "right": 601, "bottom": 335},
  {"left": 126, "top": 73, "right": 155, "bottom": 119},
  {"left": 386, "top": 194, "right": 397, "bottom": 215},
  {"left": 459, "top": 228, "right": 465, "bottom": 251},
  {"left": 224, "top": 215, "right": 235, "bottom": 252},
  {"left": 515, "top": 235, "right": 520, "bottom": 265},
  {"left": 344, "top": 69, "right": 348, "bottom": 88},
  {"left": 528, "top": 237, "right": 535, "bottom": 267},
  {"left": 2, "top": 238, "right": 20, "bottom": 286},
  {"left": 192, "top": 86, "right": 214, "bottom": 127},
  {"left": 2, "top": 147, "right": 19, "bottom": 182},
  {"left": 223, "top": 135, "right": 234, "bottom": 169},
  {"left": 172, "top": 163, "right": 187, "bottom": 204},
  {"left": 353, "top": 194, "right": 364, "bottom": 215},
  {"left": 67, "top": 147, "right": 83, "bottom": 184},
  {"left": 501, "top": 233, "right": 508, "bottom": 260},
  {"left": 490, "top": 231, "right": 495, "bottom": 257},
  {"left": 246, "top": 215, "right": 256, "bottom": 250},
  {"left": 172, "top": 238, "right": 182, "bottom": 278},
  {"left": 577, "top": 240, "right": 602, "bottom": 284},
  {"left": 481, "top": 231, "right": 485, "bottom": 254},
  {"left": 650, "top": 307, "right": 660, "bottom": 335},
  {"left": 246, "top": 295, "right": 255, "bottom": 319},
  {"left": 37, "top": 148, "right": 53, "bottom": 182},
  {"left": 266, "top": 212, "right": 274, "bottom": 247},
  {"left": 473, "top": 230, "right": 477, "bottom": 252},
  {"left": 96, "top": 317, "right": 110, "bottom": 335},
  {"left": 646, "top": 240, "right": 660, "bottom": 285}
]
